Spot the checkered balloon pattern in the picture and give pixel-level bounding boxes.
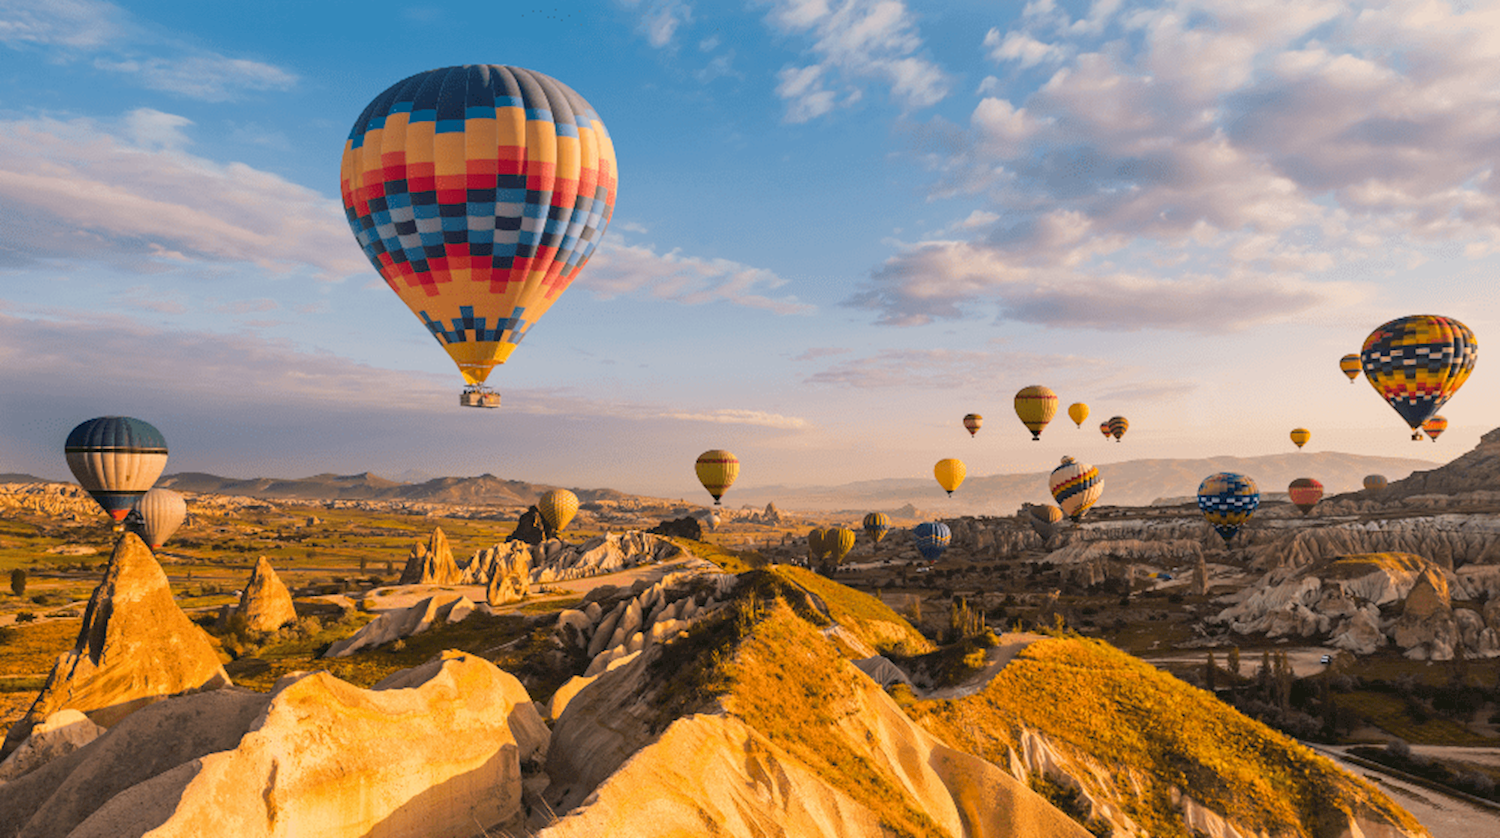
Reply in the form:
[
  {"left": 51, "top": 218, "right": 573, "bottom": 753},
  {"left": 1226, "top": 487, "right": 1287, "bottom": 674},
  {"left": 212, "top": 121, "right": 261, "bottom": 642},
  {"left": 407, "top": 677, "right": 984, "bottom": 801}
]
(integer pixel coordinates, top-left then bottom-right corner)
[
  {"left": 1361, "top": 315, "right": 1477, "bottom": 435},
  {"left": 341, "top": 65, "right": 618, "bottom": 386},
  {"left": 913, "top": 522, "right": 950, "bottom": 561},
  {"left": 1197, "top": 472, "right": 1260, "bottom": 544}
]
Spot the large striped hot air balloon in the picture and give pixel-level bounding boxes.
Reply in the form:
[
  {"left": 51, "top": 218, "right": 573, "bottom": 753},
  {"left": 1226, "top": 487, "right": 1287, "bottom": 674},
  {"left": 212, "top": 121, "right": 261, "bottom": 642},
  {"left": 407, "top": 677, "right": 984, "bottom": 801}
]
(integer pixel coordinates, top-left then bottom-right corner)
[
  {"left": 1287, "top": 478, "right": 1323, "bottom": 515},
  {"left": 1049, "top": 456, "right": 1103, "bottom": 521},
  {"left": 826, "top": 527, "right": 855, "bottom": 567},
  {"left": 134, "top": 487, "right": 187, "bottom": 550},
  {"left": 913, "top": 522, "right": 950, "bottom": 561},
  {"left": 1107, "top": 416, "right": 1129, "bottom": 442},
  {"left": 1197, "top": 472, "right": 1259, "bottom": 544},
  {"left": 863, "top": 512, "right": 891, "bottom": 544},
  {"left": 65, "top": 417, "right": 169, "bottom": 524},
  {"left": 695, "top": 450, "right": 739, "bottom": 506},
  {"left": 1423, "top": 416, "right": 1447, "bottom": 442},
  {"left": 1339, "top": 354, "right": 1361, "bottom": 382},
  {"left": 538, "top": 488, "right": 579, "bottom": 533},
  {"left": 1068, "top": 402, "right": 1089, "bottom": 429},
  {"left": 1361, "top": 315, "right": 1477, "bottom": 440},
  {"left": 807, "top": 527, "right": 828, "bottom": 564},
  {"left": 341, "top": 65, "right": 618, "bottom": 407},
  {"left": 1289, "top": 428, "right": 1311, "bottom": 450},
  {"left": 1014, "top": 385, "right": 1058, "bottom": 440},
  {"left": 962, "top": 413, "right": 982, "bottom": 437},
  {"left": 934, "top": 458, "right": 966, "bottom": 497}
]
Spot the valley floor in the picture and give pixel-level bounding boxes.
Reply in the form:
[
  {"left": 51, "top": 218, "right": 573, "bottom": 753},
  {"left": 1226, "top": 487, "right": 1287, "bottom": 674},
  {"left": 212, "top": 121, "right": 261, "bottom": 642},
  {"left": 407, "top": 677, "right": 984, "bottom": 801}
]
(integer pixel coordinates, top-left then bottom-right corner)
[{"left": 1306, "top": 744, "right": 1500, "bottom": 838}]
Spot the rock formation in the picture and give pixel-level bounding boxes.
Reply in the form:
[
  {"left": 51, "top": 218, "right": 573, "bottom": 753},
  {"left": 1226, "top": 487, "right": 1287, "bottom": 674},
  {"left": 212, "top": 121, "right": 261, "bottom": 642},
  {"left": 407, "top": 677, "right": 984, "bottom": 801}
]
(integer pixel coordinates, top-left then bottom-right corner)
[
  {"left": 1, "top": 533, "right": 230, "bottom": 757},
  {"left": 229, "top": 556, "right": 297, "bottom": 633},
  {"left": 397, "top": 526, "right": 462, "bottom": 585},
  {"left": 324, "top": 593, "right": 475, "bottom": 658},
  {"left": 0, "top": 709, "right": 103, "bottom": 782},
  {"left": 531, "top": 531, "right": 688, "bottom": 583},
  {"left": 1387, "top": 427, "right": 1500, "bottom": 498},
  {"left": 0, "top": 653, "right": 546, "bottom": 838},
  {"left": 647, "top": 515, "right": 701, "bottom": 540},
  {"left": 507, "top": 505, "right": 556, "bottom": 545}
]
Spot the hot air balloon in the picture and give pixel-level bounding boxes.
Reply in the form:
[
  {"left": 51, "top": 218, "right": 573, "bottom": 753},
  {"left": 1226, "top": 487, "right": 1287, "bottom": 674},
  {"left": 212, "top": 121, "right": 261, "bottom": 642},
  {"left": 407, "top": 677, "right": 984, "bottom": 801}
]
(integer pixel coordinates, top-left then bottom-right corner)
[
  {"left": 538, "top": 488, "right": 579, "bottom": 533},
  {"left": 696, "top": 450, "right": 739, "bottom": 506},
  {"left": 1197, "top": 472, "right": 1259, "bottom": 544},
  {"left": 133, "top": 488, "right": 186, "bottom": 550},
  {"left": 1099, "top": 421, "right": 1111, "bottom": 439},
  {"left": 341, "top": 65, "right": 618, "bottom": 408},
  {"left": 1287, "top": 478, "right": 1323, "bottom": 516},
  {"left": 1363, "top": 474, "right": 1388, "bottom": 494},
  {"left": 863, "top": 512, "right": 891, "bottom": 544},
  {"left": 962, "top": 413, "right": 982, "bottom": 437},
  {"left": 913, "top": 522, "right": 950, "bottom": 562},
  {"left": 1290, "top": 428, "right": 1311, "bottom": 450},
  {"left": 1107, "top": 416, "right": 1129, "bottom": 442},
  {"left": 1339, "top": 354, "right": 1361, "bottom": 383},
  {"left": 1050, "top": 456, "right": 1103, "bottom": 521},
  {"left": 1068, "top": 402, "right": 1089, "bottom": 429},
  {"left": 826, "top": 527, "right": 855, "bottom": 567},
  {"left": 1361, "top": 315, "right": 1477, "bottom": 440},
  {"left": 807, "top": 527, "right": 828, "bottom": 564},
  {"left": 65, "top": 417, "right": 169, "bottom": 525},
  {"left": 1423, "top": 416, "right": 1447, "bottom": 442},
  {"left": 706, "top": 512, "right": 721, "bottom": 531},
  {"left": 1014, "top": 385, "right": 1058, "bottom": 440},
  {"left": 934, "top": 458, "right": 966, "bottom": 496}
]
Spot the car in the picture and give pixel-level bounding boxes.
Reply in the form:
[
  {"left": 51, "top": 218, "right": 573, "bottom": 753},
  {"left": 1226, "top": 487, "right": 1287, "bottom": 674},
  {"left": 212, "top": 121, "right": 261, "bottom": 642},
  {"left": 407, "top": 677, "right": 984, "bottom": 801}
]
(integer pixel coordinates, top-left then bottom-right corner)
[{"left": 1320, "top": 654, "right": 1332, "bottom": 665}]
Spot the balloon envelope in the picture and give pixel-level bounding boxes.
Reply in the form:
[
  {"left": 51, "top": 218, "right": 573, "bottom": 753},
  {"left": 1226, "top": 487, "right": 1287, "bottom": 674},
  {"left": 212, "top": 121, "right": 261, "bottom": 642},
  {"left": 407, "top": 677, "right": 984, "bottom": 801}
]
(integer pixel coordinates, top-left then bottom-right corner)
[
  {"left": 1068, "top": 402, "right": 1089, "bottom": 428},
  {"left": 341, "top": 65, "right": 618, "bottom": 389},
  {"left": 134, "top": 487, "right": 186, "bottom": 549},
  {"left": 706, "top": 513, "right": 721, "bottom": 531},
  {"left": 1107, "top": 416, "right": 1129, "bottom": 441},
  {"left": 1049, "top": 456, "right": 1103, "bottom": 521},
  {"left": 1098, "top": 421, "right": 1111, "bottom": 439},
  {"left": 538, "top": 489, "right": 579, "bottom": 533},
  {"left": 1287, "top": 478, "right": 1323, "bottom": 515},
  {"left": 1197, "top": 472, "right": 1260, "bottom": 544},
  {"left": 862, "top": 512, "right": 891, "bottom": 544},
  {"left": 1361, "top": 315, "right": 1477, "bottom": 439},
  {"left": 1290, "top": 428, "right": 1310, "bottom": 449},
  {"left": 962, "top": 413, "right": 982, "bottom": 437},
  {"left": 65, "top": 417, "right": 169, "bottom": 523},
  {"left": 1363, "top": 474, "right": 1388, "bottom": 494},
  {"left": 807, "top": 527, "right": 828, "bottom": 562},
  {"left": 913, "top": 522, "right": 950, "bottom": 562},
  {"left": 934, "top": 458, "right": 966, "bottom": 496},
  {"left": 1339, "top": 354, "right": 1361, "bottom": 382},
  {"left": 695, "top": 450, "right": 739, "bottom": 505},
  {"left": 1423, "top": 416, "right": 1447, "bottom": 441},
  {"left": 826, "top": 527, "right": 855, "bottom": 565},
  {"left": 1014, "top": 385, "right": 1058, "bottom": 440},
  {"left": 1031, "top": 504, "right": 1064, "bottom": 525}
]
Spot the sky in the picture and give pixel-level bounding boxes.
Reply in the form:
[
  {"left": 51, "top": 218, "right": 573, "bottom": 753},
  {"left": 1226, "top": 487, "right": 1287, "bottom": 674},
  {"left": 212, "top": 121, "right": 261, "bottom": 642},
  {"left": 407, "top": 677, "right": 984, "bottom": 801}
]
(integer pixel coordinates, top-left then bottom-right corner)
[{"left": 1, "top": 0, "right": 1496, "bottom": 502}]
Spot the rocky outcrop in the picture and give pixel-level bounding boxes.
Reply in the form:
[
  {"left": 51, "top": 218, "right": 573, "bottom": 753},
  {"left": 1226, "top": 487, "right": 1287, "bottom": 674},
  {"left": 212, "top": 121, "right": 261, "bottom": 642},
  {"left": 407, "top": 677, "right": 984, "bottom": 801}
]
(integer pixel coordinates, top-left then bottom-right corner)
[
  {"left": 230, "top": 556, "right": 296, "bottom": 633},
  {"left": 0, "top": 483, "right": 99, "bottom": 521},
  {"left": 1390, "top": 568, "right": 1461, "bottom": 660},
  {"left": 508, "top": 505, "right": 556, "bottom": 545},
  {"left": 647, "top": 516, "right": 701, "bottom": 540},
  {"left": 324, "top": 593, "right": 475, "bottom": 658},
  {"left": 0, "top": 710, "right": 103, "bottom": 782},
  {"left": 1387, "top": 427, "right": 1500, "bottom": 498},
  {"left": 1, "top": 653, "right": 547, "bottom": 838},
  {"left": 531, "top": 531, "right": 689, "bottom": 583},
  {"left": 1, "top": 534, "right": 230, "bottom": 757},
  {"left": 397, "top": 527, "right": 462, "bottom": 585}
]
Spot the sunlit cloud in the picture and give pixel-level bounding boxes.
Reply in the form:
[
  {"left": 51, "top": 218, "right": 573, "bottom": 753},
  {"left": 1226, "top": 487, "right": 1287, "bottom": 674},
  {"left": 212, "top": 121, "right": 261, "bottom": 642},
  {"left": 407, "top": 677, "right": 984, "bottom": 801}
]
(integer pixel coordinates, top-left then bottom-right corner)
[
  {"left": 659, "top": 409, "right": 809, "bottom": 429},
  {"left": 580, "top": 232, "right": 815, "bottom": 315}
]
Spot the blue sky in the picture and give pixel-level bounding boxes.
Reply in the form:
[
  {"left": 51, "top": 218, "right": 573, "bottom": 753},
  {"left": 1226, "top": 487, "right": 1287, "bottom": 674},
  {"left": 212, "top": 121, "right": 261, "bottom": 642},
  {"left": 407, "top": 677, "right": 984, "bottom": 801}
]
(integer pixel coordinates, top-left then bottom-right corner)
[{"left": 1, "top": 0, "right": 1495, "bottom": 504}]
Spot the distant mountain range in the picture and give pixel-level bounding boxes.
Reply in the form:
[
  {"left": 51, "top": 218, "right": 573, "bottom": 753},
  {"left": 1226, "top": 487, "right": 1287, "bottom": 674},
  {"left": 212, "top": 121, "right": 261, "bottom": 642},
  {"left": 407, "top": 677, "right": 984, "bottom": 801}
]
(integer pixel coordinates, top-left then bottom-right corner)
[
  {"left": 723, "top": 451, "right": 1442, "bottom": 515},
  {"left": 155, "top": 472, "right": 635, "bottom": 507}
]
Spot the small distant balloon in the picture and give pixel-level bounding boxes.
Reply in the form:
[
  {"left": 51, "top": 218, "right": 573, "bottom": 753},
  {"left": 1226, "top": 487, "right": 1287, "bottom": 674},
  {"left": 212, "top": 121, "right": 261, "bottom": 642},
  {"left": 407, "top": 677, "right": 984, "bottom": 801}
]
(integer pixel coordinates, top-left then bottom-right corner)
[
  {"left": 706, "top": 512, "right": 721, "bottom": 531},
  {"left": 1014, "top": 385, "right": 1059, "bottom": 441},
  {"left": 134, "top": 488, "right": 187, "bottom": 550},
  {"left": 538, "top": 489, "right": 579, "bottom": 533},
  {"left": 963, "top": 413, "right": 983, "bottom": 437},
  {"left": 1363, "top": 474, "right": 1388, "bottom": 494},
  {"left": 826, "top": 527, "right": 856, "bottom": 566},
  {"left": 1361, "top": 315, "right": 1477, "bottom": 440},
  {"left": 1049, "top": 456, "right": 1103, "bottom": 521},
  {"left": 1068, "top": 402, "right": 1089, "bottom": 429},
  {"left": 1339, "top": 354, "right": 1361, "bottom": 383},
  {"left": 1422, "top": 416, "right": 1447, "bottom": 442},
  {"left": 912, "top": 522, "right": 950, "bottom": 562},
  {"left": 1197, "top": 472, "right": 1260, "bottom": 544},
  {"left": 807, "top": 527, "right": 828, "bottom": 563},
  {"left": 1099, "top": 421, "right": 1111, "bottom": 439},
  {"left": 1030, "top": 504, "right": 1064, "bottom": 525},
  {"left": 863, "top": 512, "right": 891, "bottom": 544},
  {"left": 695, "top": 450, "right": 739, "bottom": 506},
  {"left": 65, "top": 417, "right": 169, "bottom": 524},
  {"left": 1107, "top": 416, "right": 1129, "bottom": 442},
  {"left": 1289, "top": 428, "right": 1311, "bottom": 450},
  {"left": 1287, "top": 478, "right": 1323, "bottom": 516},
  {"left": 934, "top": 458, "right": 966, "bottom": 497}
]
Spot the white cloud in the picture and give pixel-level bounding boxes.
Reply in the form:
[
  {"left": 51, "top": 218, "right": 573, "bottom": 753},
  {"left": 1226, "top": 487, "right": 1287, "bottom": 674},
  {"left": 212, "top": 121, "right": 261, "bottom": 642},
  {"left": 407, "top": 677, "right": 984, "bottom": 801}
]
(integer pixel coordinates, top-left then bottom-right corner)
[
  {"left": 659, "top": 409, "right": 809, "bottom": 429},
  {"left": 0, "top": 113, "right": 366, "bottom": 280},
  {"left": 579, "top": 232, "right": 815, "bottom": 315},
  {"left": 860, "top": 0, "right": 1500, "bottom": 330},
  {"left": 0, "top": 0, "right": 122, "bottom": 48},
  {"left": 764, "top": 0, "right": 949, "bottom": 120},
  {"left": 804, "top": 346, "right": 1107, "bottom": 389},
  {"left": 641, "top": 1, "right": 692, "bottom": 48},
  {"left": 93, "top": 55, "right": 296, "bottom": 102}
]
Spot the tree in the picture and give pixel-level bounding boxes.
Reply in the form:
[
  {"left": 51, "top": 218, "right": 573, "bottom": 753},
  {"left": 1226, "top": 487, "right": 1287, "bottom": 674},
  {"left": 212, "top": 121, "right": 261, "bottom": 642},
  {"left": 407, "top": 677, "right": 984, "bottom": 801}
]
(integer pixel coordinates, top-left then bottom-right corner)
[
  {"left": 1206, "top": 652, "right": 1218, "bottom": 691},
  {"left": 9, "top": 568, "right": 25, "bottom": 598},
  {"left": 1227, "top": 646, "right": 1241, "bottom": 678}
]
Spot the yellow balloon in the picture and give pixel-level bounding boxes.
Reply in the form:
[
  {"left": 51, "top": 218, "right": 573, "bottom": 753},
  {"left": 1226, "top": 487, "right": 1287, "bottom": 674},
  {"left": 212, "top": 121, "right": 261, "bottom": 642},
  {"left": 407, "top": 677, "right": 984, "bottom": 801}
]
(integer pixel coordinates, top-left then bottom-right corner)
[
  {"left": 1014, "top": 385, "right": 1059, "bottom": 440},
  {"left": 695, "top": 450, "right": 739, "bottom": 506},
  {"left": 934, "top": 458, "right": 966, "bottom": 496},
  {"left": 827, "top": 527, "right": 856, "bottom": 565},
  {"left": 538, "top": 489, "right": 579, "bottom": 533},
  {"left": 1068, "top": 402, "right": 1089, "bottom": 428},
  {"left": 1289, "top": 428, "right": 1311, "bottom": 450}
]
